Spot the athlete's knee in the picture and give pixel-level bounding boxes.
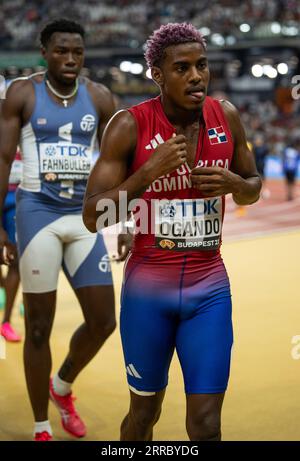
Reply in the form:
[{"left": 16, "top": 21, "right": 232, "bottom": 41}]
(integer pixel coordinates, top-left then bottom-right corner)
[
  {"left": 186, "top": 409, "right": 221, "bottom": 441},
  {"left": 103, "top": 318, "right": 117, "bottom": 337},
  {"left": 26, "top": 320, "right": 51, "bottom": 348},
  {"left": 131, "top": 403, "right": 162, "bottom": 432},
  {"left": 86, "top": 315, "right": 116, "bottom": 339},
  {"left": 96, "top": 318, "right": 116, "bottom": 338}
]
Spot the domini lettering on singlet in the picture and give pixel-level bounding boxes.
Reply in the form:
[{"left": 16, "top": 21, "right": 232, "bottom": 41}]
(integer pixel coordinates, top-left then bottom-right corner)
[{"left": 147, "top": 158, "right": 229, "bottom": 193}]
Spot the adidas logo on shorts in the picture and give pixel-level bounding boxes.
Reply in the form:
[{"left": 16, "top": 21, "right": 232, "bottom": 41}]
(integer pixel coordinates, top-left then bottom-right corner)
[
  {"left": 98, "top": 254, "right": 111, "bottom": 273},
  {"left": 126, "top": 363, "right": 142, "bottom": 379}
]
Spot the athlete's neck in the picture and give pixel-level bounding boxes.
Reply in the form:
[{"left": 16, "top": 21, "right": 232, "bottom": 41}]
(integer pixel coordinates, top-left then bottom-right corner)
[
  {"left": 160, "top": 96, "right": 203, "bottom": 128},
  {"left": 45, "top": 72, "right": 77, "bottom": 94}
]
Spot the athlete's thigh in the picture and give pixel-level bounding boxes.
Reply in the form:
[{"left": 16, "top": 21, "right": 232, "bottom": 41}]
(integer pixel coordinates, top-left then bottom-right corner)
[
  {"left": 74, "top": 284, "right": 115, "bottom": 328},
  {"left": 176, "top": 296, "right": 233, "bottom": 394},
  {"left": 16, "top": 202, "right": 63, "bottom": 294},
  {"left": 62, "top": 216, "right": 113, "bottom": 289},
  {"left": 120, "top": 258, "right": 179, "bottom": 395}
]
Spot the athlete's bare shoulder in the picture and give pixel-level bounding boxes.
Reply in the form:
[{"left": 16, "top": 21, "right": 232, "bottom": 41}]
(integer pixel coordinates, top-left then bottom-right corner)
[
  {"left": 219, "top": 99, "right": 239, "bottom": 118},
  {"left": 8, "top": 70, "right": 44, "bottom": 88},
  {"left": 5, "top": 71, "right": 46, "bottom": 105},
  {"left": 219, "top": 99, "right": 243, "bottom": 138},
  {"left": 2, "top": 79, "right": 33, "bottom": 125},
  {"left": 4, "top": 72, "right": 42, "bottom": 121},
  {"left": 85, "top": 77, "right": 112, "bottom": 96},
  {"left": 101, "top": 109, "right": 137, "bottom": 158},
  {"left": 110, "top": 109, "right": 136, "bottom": 131},
  {"left": 5, "top": 77, "right": 33, "bottom": 104},
  {"left": 82, "top": 76, "right": 114, "bottom": 111}
]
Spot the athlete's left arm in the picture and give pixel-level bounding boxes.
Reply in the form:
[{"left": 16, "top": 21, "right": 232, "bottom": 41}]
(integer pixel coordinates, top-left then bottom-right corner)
[
  {"left": 222, "top": 100, "right": 262, "bottom": 205},
  {"left": 87, "top": 83, "right": 132, "bottom": 259},
  {"left": 89, "top": 82, "right": 116, "bottom": 144},
  {"left": 191, "top": 100, "right": 262, "bottom": 205}
]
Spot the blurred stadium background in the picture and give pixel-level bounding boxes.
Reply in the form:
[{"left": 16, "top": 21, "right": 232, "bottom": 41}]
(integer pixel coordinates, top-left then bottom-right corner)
[
  {"left": 0, "top": 0, "right": 300, "bottom": 442},
  {"left": 1, "top": 0, "right": 300, "bottom": 177}
]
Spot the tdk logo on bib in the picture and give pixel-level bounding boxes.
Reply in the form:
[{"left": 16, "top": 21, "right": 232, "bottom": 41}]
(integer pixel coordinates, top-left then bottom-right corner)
[
  {"left": 45, "top": 146, "right": 56, "bottom": 157},
  {"left": 43, "top": 144, "right": 88, "bottom": 157},
  {"left": 160, "top": 203, "right": 176, "bottom": 218},
  {"left": 80, "top": 114, "right": 96, "bottom": 132},
  {"left": 39, "top": 142, "right": 93, "bottom": 181},
  {"left": 155, "top": 198, "right": 223, "bottom": 251}
]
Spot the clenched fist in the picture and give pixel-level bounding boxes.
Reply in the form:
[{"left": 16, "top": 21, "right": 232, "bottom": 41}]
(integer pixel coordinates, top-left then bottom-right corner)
[
  {"left": 144, "top": 133, "right": 187, "bottom": 183},
  {"left": 191, "top": 166, "right": 240, "bottom": 197}
]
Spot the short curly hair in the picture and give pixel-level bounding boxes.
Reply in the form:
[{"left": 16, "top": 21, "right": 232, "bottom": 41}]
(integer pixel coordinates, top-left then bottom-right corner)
[
  {"left": 145, "top": 23, "right": 206, "bottom": 69},
  {"left": 40, "top": 19, "right": 85, "bottom": 47}
]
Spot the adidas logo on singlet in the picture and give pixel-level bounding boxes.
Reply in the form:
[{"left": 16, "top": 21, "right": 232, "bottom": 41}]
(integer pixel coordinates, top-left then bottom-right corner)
[{"left": 145, "top": 133, "right": 164, "bottom": 150}]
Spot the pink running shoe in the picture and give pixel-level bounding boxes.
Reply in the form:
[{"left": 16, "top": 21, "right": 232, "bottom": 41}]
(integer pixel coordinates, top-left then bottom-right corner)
[
  {"left": 34, "top": 431, "right": 53, "bottom": 441},
  {"left": 49, "top": 378, "right": 86, "bottom": 438},
  {"left": 0, "top": 322, "right": 22, "bottom": 342}
]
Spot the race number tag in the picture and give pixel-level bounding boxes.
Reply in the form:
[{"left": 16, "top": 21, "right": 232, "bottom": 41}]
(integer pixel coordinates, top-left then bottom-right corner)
[
  {"left": 39, "top": 142, "right": 92, "bottom": 181},
  {"left": 154, "top": 198, "right": 222, "bottom": 251}
]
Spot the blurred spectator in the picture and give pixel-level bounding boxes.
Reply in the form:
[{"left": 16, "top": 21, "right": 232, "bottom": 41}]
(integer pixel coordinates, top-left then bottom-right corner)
[
  {"left": 252, "top": 133, "right": 270, "bottom": 197},
  {"left": 0, "top": 0, "right": 299, "bottom": 50},
  {"left": 1, "top": 0, "right": 300, "bottom": 186},
  {"left": 282, "top": 140, "right": 300, "bottom": 200}
]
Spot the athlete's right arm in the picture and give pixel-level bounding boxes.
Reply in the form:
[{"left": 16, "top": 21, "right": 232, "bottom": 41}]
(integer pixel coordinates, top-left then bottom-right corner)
[
  {"left": 83, "top": 110, "right": 187, "bottom": 233},
  {"left": 0, "top": 81, "right": 26, "bottom": 261}
]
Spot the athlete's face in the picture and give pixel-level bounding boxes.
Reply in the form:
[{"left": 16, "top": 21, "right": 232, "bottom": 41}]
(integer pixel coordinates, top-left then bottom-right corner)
[
  {"left": 42, "top": 32, "right": 84, "bottom": 85},
  {"left": 152, "top": 42, "right": 209, "bottom": 111}
]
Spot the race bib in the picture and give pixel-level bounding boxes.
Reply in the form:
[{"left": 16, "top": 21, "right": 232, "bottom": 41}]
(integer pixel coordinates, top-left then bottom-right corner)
[
  {"left": 154, "top": 198, "right": 222, "bottom": 251},
  {"left": 9, "top": 159, "right": 23, "bottom": 185},
  {"left": 39, "top": 142, "right": 92, "bottom": 181}
]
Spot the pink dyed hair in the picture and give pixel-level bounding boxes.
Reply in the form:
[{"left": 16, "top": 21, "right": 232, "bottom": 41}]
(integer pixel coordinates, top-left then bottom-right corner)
[{"left": 145, "top": 23, "right": 207, "bottom": 69}]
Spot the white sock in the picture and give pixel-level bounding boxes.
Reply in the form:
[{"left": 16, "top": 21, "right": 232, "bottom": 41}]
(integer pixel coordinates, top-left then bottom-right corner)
[
  {"left": 34, "top": 420, "right": 52, "bottom": 436},
  {"left": 53, "top": 373, "right": 72, "bottom": 396}
]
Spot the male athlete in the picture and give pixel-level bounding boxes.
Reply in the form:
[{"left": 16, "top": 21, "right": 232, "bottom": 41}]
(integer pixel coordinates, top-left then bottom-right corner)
[
  {"left": 0, "top": 19, "right": 117, "bottom": 441},
  {"left": 0, "top": 150, "right": 22, "bottom": 342},
  {"left": 83, "top": 23, "right": 262, "bottom": 441}
]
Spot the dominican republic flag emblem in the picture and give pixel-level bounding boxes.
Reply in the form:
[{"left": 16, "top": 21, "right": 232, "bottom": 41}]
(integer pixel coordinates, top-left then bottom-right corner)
[{"left": 208, "top": 126, "right": 228, "bottom": 145}]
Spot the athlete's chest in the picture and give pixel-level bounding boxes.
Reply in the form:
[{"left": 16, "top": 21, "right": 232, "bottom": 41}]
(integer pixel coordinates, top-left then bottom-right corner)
[
  {"left": 141, "top": 120, "right": 232, "bottom": 172},
  {"left": 175, "top": 123, "right": 200, "bottom": 170},
  {"left": 30, "top": 112, "right": 97, "bottom": 143},
  {"left": 142, "top": 124, "right": 232, "bottom": 198},
  {"left": 22, "top": 81, "right": 98, "bottom": 142}
]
